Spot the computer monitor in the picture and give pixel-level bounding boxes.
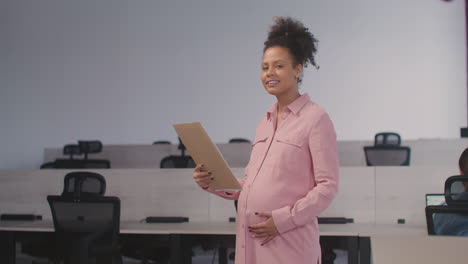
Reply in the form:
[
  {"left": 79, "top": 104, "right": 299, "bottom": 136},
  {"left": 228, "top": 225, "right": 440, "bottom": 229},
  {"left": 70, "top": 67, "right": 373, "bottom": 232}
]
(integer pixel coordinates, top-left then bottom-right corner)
[{"left": 425, "top": 193, "right": 445, "bottom": 206}]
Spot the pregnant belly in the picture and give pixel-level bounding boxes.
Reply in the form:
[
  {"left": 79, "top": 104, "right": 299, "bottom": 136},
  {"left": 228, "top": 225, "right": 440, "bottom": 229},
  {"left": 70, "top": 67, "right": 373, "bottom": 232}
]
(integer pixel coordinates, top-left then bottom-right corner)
[{"left": 238, "top": 181, "right": 297, "bottom": 228}]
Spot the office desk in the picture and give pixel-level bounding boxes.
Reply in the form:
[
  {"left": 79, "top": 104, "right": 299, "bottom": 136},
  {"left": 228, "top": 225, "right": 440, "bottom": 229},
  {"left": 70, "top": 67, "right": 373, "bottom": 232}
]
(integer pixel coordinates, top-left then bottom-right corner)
[
  {"left": 0, "top": 167, "right": 450, "bottom": 263},
  {"left": 1, "top": 220, "right": 367, "bottom": 264},
  {"left": 371, "top": 235, "right": 468, "bottom": 264},
  {"left": 43, "top": 138, "right": 468, "bottom": 167}
]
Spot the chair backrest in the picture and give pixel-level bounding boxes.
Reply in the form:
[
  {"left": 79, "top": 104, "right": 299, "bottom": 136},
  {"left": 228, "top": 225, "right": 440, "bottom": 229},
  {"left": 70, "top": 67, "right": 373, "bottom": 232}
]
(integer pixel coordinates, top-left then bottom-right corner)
[
  {"left": 48, "top": 195, "right": 120, "bottom": 234},
  {"left": 78, "top": 140, "right": 103, "bottom": 160},
  {"left": 160, "top": 155, "right": 196, "bottom": 168},
  {"left": 425, "top": 205, "right": 468, "bottom": 235},
  {"left": 41, "top": 141, "right": 110, "bottom": 169},
  {"left": 374, "top": 132, "right": 401, "bottom": 146},
  {"left": 47, "top": 195, "right": 120, "bottom": 264},
  {"left": 62, "top": 171, "right": 106, "bottom": 198},
  {"left": 63, "top": 144, "right": 82, "bottom": 159},
  {"left": 229, "top": 138, "right": 251, "bottom": 144},
  {"left": 444, "top": 175, "right": 468, "bottom": 205},
  {"left": 363, "top": 146, "right": 411, "bottom": 166},
  {"left": 425, "top": 175, "right": 468, "bottom": 236}
]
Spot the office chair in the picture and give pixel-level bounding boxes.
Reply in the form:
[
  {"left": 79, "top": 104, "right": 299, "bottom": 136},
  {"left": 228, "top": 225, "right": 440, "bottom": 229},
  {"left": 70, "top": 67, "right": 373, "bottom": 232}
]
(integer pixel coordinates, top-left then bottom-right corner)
[
  {"left": 374, "top": 132, "right": 401, "bottom": 146},
  {"left": 20, "top": 171, "right": 108, "bottom": 263},
  {"left": 228, "top": 138, "right": 251, "bottom": 144},
  {"left": 77, "top": 140, "right": 102, "bottom": 159},
  {"left": 363, "top": 146, "right": 411, "bottom": 166},
  {"left": 62, "top": 171, "right": 106, "bottom": 198},
  {"left": 40, "top": 144, "right": 81, "bottom": 169},
  {"left": 77, "top": 140, "right": 111, "bottom": 168},
  {"left": 63, "top": 144, "right": 82, "bottom": 159},
  {"left": 160, "top": 137, "right": 196, "bottom": 168},
  {"left": 47, "top": 195, "right": 122, "bottom": 264},
  {"left": 160, "top": 155, "right": 196, "bottom": 168},
  {"left": 425, "top": 175, "right": 468, "bottom": 236},
  {"left": 363, "top": 132, "right": 411, "bottom": 166},
  {"left": 40, "top": 141, "right": 111, "bottom": 169}
]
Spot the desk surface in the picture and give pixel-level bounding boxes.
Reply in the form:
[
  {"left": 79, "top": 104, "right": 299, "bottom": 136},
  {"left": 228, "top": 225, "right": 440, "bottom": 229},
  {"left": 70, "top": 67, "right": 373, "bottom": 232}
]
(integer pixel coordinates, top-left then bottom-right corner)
[
  {"left": 0, "top": 220, "right": 426, "bottom": 237},
  {"left": 372, "top": 235, "right": 468, "bottom": 264}
]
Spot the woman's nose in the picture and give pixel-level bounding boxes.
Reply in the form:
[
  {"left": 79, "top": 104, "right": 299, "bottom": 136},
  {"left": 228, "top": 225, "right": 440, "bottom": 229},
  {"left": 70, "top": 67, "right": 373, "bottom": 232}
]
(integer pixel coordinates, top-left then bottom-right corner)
[{"left": 266, "top": 68, "right": 274, "bottom": 76}]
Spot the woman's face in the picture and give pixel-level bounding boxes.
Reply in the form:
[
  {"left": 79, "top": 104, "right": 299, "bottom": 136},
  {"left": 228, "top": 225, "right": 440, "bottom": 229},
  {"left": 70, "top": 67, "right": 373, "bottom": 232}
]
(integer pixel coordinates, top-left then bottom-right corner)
[{"left": 261, "top": 46, "right": 302, "bottom": 97}]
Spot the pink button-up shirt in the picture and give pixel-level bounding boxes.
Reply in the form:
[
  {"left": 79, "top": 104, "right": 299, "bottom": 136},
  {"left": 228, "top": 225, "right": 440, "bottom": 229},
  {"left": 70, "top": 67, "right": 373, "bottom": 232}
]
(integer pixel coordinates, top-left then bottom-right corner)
[{"left": 208, "top": 93, "right": 339, "bottom": 264}]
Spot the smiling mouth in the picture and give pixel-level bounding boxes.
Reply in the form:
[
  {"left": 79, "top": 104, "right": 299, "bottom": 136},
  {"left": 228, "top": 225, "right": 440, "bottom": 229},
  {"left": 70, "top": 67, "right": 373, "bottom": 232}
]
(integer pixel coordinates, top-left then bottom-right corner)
[{"left": 266, "top": 80, "right": 279, "bottom": 87}]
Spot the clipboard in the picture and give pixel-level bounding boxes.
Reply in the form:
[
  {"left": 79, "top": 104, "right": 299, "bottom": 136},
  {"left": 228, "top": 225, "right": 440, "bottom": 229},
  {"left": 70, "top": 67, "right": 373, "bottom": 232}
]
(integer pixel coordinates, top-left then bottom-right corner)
[{"left": 173, "top": 122, "right": 242, "bottom": 190}]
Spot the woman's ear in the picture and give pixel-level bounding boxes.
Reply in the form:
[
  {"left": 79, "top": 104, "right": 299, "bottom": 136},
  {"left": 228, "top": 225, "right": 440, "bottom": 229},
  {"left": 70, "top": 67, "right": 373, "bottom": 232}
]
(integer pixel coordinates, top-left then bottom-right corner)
[{"left": 295, "top": 64, "right": 303, "bottom": 80}]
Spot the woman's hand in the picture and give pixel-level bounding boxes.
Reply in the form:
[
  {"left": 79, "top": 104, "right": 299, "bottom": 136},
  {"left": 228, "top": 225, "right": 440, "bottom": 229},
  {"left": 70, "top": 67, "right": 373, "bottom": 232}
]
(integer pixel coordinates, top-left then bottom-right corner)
[
  {"left": 248, "top": 211, "right": 279, "bottom": 245},
  {"left": 192, "top": 164, "right": 213, "bottom": 190}
]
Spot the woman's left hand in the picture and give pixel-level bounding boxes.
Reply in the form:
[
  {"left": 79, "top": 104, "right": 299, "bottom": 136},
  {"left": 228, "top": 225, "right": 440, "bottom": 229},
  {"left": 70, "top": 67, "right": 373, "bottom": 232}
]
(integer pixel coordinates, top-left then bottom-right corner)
[{"left": 248, "top": 211, "right": 279, "bottom": 245}]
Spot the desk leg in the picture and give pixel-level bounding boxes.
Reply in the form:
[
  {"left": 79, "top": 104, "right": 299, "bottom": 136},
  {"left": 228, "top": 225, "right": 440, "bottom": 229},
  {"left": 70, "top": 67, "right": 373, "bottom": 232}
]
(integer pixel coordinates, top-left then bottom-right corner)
[
  {"left": 359, "top": 237, "right": 371, "bottom": 264},
  {"left": 0, "top": 231, "right": 16, "bottom": 264},
  {"left": 170, "top": 234, "right": 192, "bottom": 264},
  {"left": 218, "top": 247, "right": 227, "bottom": 264},
  {"left": 347, "top": 236, "right": 358, "bottom": 264}
]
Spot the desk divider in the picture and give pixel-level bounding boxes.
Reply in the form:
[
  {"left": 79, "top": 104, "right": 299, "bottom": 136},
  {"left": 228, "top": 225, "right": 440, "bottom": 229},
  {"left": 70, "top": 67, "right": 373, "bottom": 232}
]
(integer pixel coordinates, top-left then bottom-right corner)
[{"left": 0, "top": 166, "right": 460, "bottom": 225}]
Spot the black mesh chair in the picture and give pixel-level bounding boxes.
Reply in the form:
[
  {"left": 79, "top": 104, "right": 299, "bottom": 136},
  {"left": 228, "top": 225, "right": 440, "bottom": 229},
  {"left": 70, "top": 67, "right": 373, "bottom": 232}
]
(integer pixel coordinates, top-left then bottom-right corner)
[
  {"left": 78, "top": 140, "right": 111, "bottom": 168},
  {"left": 160, "top": 156, "right": 196, "bottom": 168},
  {"left": 62, "top": 171, "right": 106, "bottom": 198},
  {"left": 40, "top": 141, "right": 110, "bottom": 169},
  {"left": 160, "top": 137, "right": 196, "bottom": 168},
  {"left": 19, "top": 172, "right": 107, "bottom": 263},
  {"left": 47, "top": 195, "right": 122, "bottom": 264},
  {"left": 78, "top": 140, "right": 102, "bottom": 160},
  {"left": 374, "top": 132, "right": 401, "bottom": 146},
  {"left": 40, "top": 144, "right": 82, "bottom": 169},
  {"left": 363, "top": 146, "right": 411, "bottom": 166},
  {"left": 63, "top": 144, "right": 82, "bottom": 159},
  {"left": 363, "top": 132, "right": 411, "bottom": 166},
  {"left": 426, "top": 175, "right": 468, "bottom": 236},
  {"left": 426, "top": 205, "right": 468, "bottom": 236}
]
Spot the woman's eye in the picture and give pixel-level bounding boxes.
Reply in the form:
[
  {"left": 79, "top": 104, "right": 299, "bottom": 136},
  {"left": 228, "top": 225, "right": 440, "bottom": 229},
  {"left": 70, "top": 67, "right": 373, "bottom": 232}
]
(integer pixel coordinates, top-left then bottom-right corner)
[
  {"left": 276, "top": 65, "right": 283, "bottom": 68},
  {"left": 262, "top": 67, "right": 268, "bottom": 71}
]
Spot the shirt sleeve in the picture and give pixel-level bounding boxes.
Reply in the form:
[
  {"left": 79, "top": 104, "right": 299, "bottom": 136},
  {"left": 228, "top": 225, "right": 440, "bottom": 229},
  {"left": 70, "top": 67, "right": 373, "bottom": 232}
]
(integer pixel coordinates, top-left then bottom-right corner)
[
  {"left": 272, "top": 113, "right": 339, "bottom": 234},
  {"left": 203, "top": 177, "right": 245, "bottom": 200}
]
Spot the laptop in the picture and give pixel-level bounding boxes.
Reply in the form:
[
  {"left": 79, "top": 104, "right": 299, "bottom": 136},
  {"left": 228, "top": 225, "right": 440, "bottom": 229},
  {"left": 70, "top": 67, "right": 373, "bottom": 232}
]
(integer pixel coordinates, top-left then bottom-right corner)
[{"left": 425, "top": 193, "right": 445, "bottom": 206}]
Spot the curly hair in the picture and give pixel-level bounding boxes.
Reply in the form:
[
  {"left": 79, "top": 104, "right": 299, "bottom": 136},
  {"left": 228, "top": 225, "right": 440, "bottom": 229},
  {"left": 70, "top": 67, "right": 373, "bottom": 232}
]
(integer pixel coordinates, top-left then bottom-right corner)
[{"left": 263, "top": 17, "right": 319, "bottom": 83}]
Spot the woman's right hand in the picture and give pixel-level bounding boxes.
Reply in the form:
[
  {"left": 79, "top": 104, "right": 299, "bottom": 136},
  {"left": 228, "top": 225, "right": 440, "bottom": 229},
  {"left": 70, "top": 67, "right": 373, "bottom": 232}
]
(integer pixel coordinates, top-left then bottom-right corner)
[{"left": 193, "top": 164, "right": 214, "bottom": 190}]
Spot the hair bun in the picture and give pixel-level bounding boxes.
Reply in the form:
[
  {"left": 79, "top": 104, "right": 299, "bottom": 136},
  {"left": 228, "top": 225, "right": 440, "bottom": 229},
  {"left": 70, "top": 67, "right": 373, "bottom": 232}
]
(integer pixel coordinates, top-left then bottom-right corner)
[{"left": 264, "top": 16, "right": 319, "bottom": 76}]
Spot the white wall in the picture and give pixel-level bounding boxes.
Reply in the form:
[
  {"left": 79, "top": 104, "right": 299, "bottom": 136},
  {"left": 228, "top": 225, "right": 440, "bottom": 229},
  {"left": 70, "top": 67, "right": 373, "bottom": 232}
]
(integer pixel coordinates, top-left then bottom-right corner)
[{"left": 0, "top": 0, "right": 466, "bottom": 169}]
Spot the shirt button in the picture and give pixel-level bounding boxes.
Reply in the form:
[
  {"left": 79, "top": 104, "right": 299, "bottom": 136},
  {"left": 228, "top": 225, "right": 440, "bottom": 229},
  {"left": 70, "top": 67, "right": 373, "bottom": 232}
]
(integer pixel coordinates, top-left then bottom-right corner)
[{"left": 242, "top": 244, "right": 245, "bottom": 248}]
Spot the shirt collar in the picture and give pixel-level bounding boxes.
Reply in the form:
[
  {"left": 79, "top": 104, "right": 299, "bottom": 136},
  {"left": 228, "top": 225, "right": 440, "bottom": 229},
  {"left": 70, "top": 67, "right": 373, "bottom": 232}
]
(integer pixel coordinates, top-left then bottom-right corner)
[{"left": 266, "top": 93, "right": 311, "bottom": 120}]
